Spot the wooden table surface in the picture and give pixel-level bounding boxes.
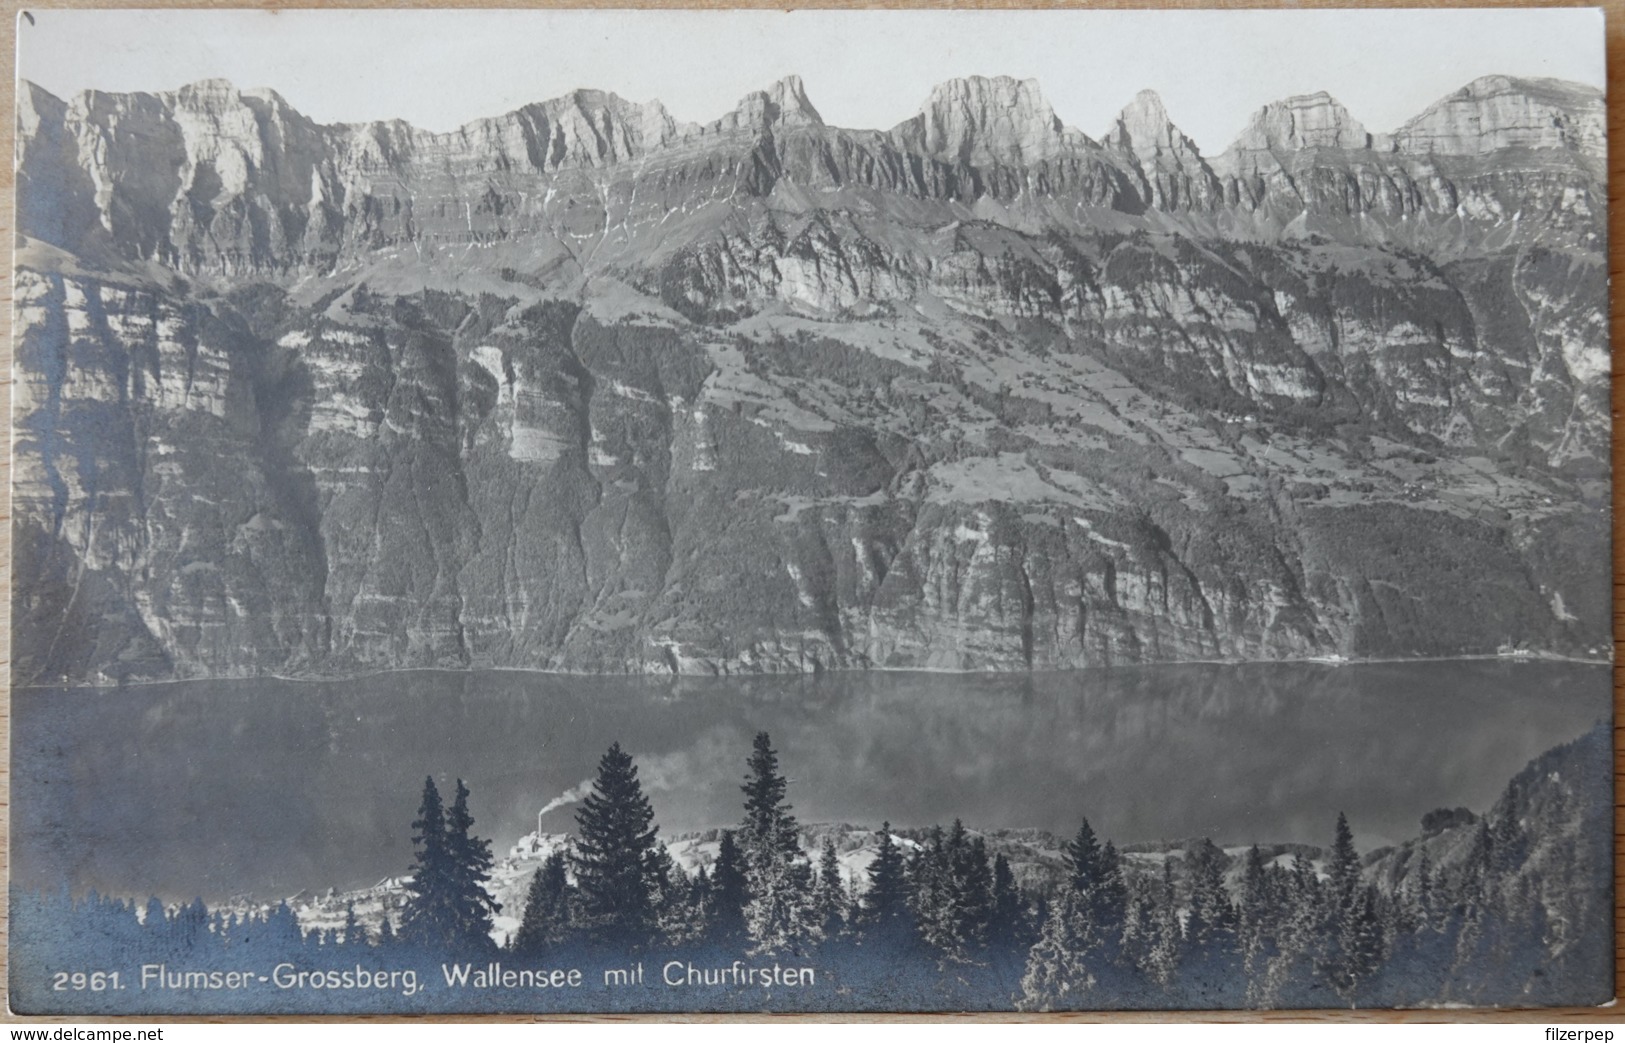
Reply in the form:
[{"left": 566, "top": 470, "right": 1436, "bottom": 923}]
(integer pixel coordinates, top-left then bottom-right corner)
[{"left": 0, "top": 0, "right": 1618, "bottom": 1024}]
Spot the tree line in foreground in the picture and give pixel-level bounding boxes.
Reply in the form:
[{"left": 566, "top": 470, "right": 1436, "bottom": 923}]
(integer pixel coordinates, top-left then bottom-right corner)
[{"left": 13, "top": 726, "right": 1607, "bottom": 1011}]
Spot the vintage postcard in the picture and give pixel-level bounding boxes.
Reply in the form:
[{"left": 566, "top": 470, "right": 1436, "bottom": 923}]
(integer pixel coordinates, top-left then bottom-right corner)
[{"left": 8, "top": 8, "right": 1613, "bottom": 1015}]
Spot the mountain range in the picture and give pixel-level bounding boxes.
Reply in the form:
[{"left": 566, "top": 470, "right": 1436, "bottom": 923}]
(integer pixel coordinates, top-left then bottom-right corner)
[{"left": 11, "top": 73, "right": 1610, "bottom": 683}]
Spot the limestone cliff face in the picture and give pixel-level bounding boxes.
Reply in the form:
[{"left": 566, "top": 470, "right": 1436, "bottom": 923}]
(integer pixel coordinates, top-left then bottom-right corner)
[
  {"left": 1207, "top": 79, "right": 1603, "bottom": 252},
  {"left": 895, "top": 76, "right": 1073, "bottom": 166},
  {"left": 1228, "top": 92, "right": 1374, "bottom": 153},
  {"left": 1101, "top": 90, "right": 1223, "bottom": 211},
  {"left": 1392, "top": 75, "right": 1605, "bottom": 157},
  {"left": 11, "top": 72, "right": 1610, "bottom": 684}
]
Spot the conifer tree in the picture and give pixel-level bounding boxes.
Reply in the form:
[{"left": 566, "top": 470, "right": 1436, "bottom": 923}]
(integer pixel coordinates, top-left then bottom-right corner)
[
  {"left": 738, "top": 732, "right": 814, "bottom": 951},
  {"left": 1061, "top": 819, "right": 1126, "bottom": 940},
  {"left": 144, "top": 897, "right": 167, "bottom": 935},
  {"left": 863, "top": 822, "right": 912, "bottom": 939},
  {"left": 1094, "top": 840, "right": 1128, "bottom": 941},
  {"left": 401, "top": 776, "right": 457, "bottom": 947},
  {"left": 689, "top": 865, "right": 712, "bottom": 916},
  {"left": 266, "top": 901, "right": 304, "bottom": 952},
  {"left": 1185, "top": 839, "right": 1236, "bottom": 951},
  {"left": 1323, "top": 813, "right": 1386, "bottom": 1003},
  {"left": 990, "top": 852, "right": 1027, "bottom": 950},
  {"left": 649, "top": 842, "right": 697, "bottom": 941},
  {"left": 708, "top": 830, "right": 750, "bottom": 944},
  {"left": 513, "top": 851, "right": 573, "bottom": 954},
  {"left": 908, "top": 825, "right": 954, "bottom": 952},
  {"left": 1329, "top": 813, "right": 1361, "bottom": 912},
  {"left": 1018, "top": 888, "right": 1097, "bottom": 1010},
  {"left": 1150, "top": 858, "right": 1184, "bottom": 986},
  {"left": 446, "top": 778, "right": 501, "bottom": 946},
  {"left": 1335, "top": 884, "right": 1386, "bottom": 1005},
  {"left": 956, "top": 833, "right": 996, "bottom": 949},
  {"left": 815, "top": 837, "right": 849, "bottom": 939},
  {"left": 1412, "top": 850, "right": 1437, "bottom": 930},
  {"left": 342, "top": 902, "right": 369, "bottom": 948},
  {"left": 1238, "top": 845, "right": 1274, "bottom": 988},
  {"left": 742, "top": 732, "right": 799, "bottom": 857},
  {"left": 572, "top": 743, "right": 661, "bottom": 946},
  {"left": 1063, "top": 819, "right": 1104, "bottom": 894},
  {"left": 1262, "top": 852, "right": 1330, "bottom": 1008},
  {"left": 1183, "top": 838, "right": 1240, "bottom": 1002}
]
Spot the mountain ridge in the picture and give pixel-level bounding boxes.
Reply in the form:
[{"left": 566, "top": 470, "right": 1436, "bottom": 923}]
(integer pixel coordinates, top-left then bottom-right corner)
[
  {"left": 10, "top": 69, "right": 1610, "bottom": 684},
  {"left": 15, "top": 71, "right": 1607, "bottom": 282}
]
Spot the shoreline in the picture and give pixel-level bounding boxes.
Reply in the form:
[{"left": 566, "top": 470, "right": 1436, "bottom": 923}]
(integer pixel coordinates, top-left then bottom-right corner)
[{"left": 10, "top": 649, "right": 1614, "bottom": 694}]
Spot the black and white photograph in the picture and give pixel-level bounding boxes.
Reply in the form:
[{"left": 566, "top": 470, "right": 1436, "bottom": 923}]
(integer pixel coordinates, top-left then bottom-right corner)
[{"left": 7, "top": 8, "right": 1614, "bottom": 1015}]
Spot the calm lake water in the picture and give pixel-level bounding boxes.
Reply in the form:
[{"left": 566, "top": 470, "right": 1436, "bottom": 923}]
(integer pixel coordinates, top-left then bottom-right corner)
[{"left": 11, "top": 660, "right": 1609, "bottom": 903}]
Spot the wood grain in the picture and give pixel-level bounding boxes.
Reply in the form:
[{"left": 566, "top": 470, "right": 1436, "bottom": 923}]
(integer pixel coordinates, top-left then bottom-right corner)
[{"left": 0, "top": 0, "right": 1618, "bottom": 1024}]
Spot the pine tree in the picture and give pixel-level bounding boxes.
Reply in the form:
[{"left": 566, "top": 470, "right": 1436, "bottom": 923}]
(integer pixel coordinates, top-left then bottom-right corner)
[
  {"left": 401, "top": 776, "right": 458, "bottom": 947},
  {"left": 707, "top": 830, "right": 749, "bottom": 944},
  {"left": 571, "top": 743, "right": 662, "bottom": 946},
  {"left": 908, "top": 825, "right": 953, "bottom": 952},
  {"left": 952, "top": 832, "right": 996, "bottom": 951},
  {"left": 1329, "top": 813, "right": 1361, "bottom": 912},
  {"left": 1185, "top": 839, "right": 1235, "bottom": 951},
  {"left": 144, "top": 897, "right": 167, "bottom": 935},
  {"left": 741, "top": 732, "right": 798, "bottom": 856},
  {"left": 1238, "top": 845, "right": 1273, "bottom": 988},
  {"left": 905, "top": 823, "right": 996, "bottom": 958},
  {"left": 342, "top": 902, "right": 369, "bottom": 948},
  {"left": 990, "top": 852, "right": 1027, "bottom": 950},
  {"left": 863, "top": 822, "right": 912, "bottom": 940},
  {"left": 738, "top": 732, "right": 814, "bottom": 952},
  {"left": 445, "top": 778, "right": 501, "bottom": 946},
  {"left": 1412, "top": 850, "right": 1437, "bottom": 930},
  {"left": 649, "top": 842, "right": 695, "bottom": 941},
  {"left": 1262, "top": 852, "right": 1330, "bottom": 1008},
  {"left": 1324, "top": 813, "right": 1383, "bottom": 1004},
  {"left": 1183, "top": 839, "right": 1240, "bottom": 1003},
  {"left": 1063, "top": 819, "right": 1104, "bottom": 894},
  {"left": 1018, "top": 888, "right": 1096, "bottom": 1010},
  {"left": 513, "top": 851, "right": 573, "bottom": 954},
  {"left": 1061, "top": 818, "right": 1125, "bottom": 945},
  {"left": 1094, "top": 840, "right": 1127, "bottom": 943},
  {"left": 815, "top": 837, "right": 849, "bottom": 940},
  {"left": 1150, "top": 858, "right": 1184, "bottom": 987},
  {"left": 266, "top": 901, "right": 303, "bottom": 953},
  {"left": 1336, "top": 884, "right": 1386, "bottom": 1006}
]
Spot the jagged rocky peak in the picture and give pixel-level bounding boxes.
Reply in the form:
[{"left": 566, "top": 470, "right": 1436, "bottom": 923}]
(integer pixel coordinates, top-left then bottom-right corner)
[
  {"left": 422, "top": 88, "right": 682, "bottom": 174},
  {"left": 1103, "top": 89, "right": 1197, "bottom": 159},
  {"left": 708, "top": 74, "right": 824, "bottom": 134},
  {"left": 900, "top": 75, "right": 1068, "bottom": 165},
  {"left": 16, "top": 79, "right": 66, "bottom": 138},
  {"left": 535, "top": 89, "right": 679, "bottom": 161},
  {"left": 1229, "top": 91, "right": 1372, "bottom": 152},
  {"left": 1101, "top": 89, "right": 1222, "bottom": 211},
  {"left": 171, "top": 77, "right": 290, "bottom": 110},
  {"left": 1393, "top": 74, "right": 1605, "bottom": 158},
  {"left": 762, "top": 74, "right": 823, "bottom": 128}
]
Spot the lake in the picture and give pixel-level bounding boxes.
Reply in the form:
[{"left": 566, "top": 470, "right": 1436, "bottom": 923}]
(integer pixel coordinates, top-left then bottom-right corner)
[{"left": 10, "top": 659, "right": 1608, "bottom": 903}]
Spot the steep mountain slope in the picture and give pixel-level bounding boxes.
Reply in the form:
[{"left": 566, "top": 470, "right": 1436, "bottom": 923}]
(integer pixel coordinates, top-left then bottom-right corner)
[{"left": 11, "top": 74, "right": 1610, "bottom": 683}]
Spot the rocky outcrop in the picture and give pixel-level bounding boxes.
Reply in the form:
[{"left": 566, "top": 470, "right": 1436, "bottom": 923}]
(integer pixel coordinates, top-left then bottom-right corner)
[
  {"left": 1228, "top": 92, "right": 1374, "bottom": 152},
  {"left": 1102, "top": 90, "right": 1224, "bottom": 211},
  {"left": 894, "top": 76, "right": 1074, "bottom": 166},
  {"left": 11, "top": 71, "right": 1610, "bottom": 684},
  {"left": 1393, "top": 75, "right": 1605, "bottom": 158}
]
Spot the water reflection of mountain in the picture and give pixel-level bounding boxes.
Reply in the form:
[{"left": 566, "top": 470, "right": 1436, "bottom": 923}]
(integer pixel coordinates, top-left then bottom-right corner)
[{"left": 11, "top": 661, "right": 1607, "bottom": 904}]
